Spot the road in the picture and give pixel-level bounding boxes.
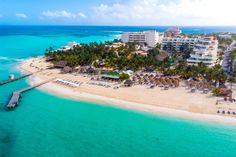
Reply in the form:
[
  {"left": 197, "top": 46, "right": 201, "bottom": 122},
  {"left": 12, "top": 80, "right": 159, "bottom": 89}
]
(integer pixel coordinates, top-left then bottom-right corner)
[{"left": 222, "top": 40, "right": 236, "bottom": 73}]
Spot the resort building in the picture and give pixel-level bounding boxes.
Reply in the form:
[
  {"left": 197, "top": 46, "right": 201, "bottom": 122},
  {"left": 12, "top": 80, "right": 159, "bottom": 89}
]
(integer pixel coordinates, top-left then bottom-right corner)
[
  {"left": 219, "top": 33, "right": 232, "bottom": 39},
  {"left": 121, "top": 31, "right": 164, "bottom": 47},
  {"left": 161, "top": 36, "right": 199, "bottom": 52},
  {"left": 109, "top": 42, "right": 126, "bottom": 49},
  {"left": 62, "top": 41, "right": 80, "bottom": 51},
  {"left": 161, "top": 36, "right": 219, "bottom": 66},
  {"left": 135, "top": 50, "right": 149, "bottom": 56},
  {"left": 187, "top": 37, "right": 219, "bottom": 66},
  {"left": 165, "top": 27, "right": 182, "bottom": 37}
]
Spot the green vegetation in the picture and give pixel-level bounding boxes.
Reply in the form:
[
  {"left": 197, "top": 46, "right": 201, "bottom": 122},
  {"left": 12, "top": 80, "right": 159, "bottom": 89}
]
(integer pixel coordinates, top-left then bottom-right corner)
[
  {"left": 101, "top": 71, "right": 130, "bottom": 80},
  {"left": 218, "top": 37, "right": 233, "bottom": 46},
  {"left": 45, "top": 40, "right": 228, "bottom": 84},
  {"left": 119, "top": 73, "right": 130, "bottom": 80},
  {"left": 45, "top": 41, "right": 162, "bottom": 71},
  {"left": 230, "top": 48, "right": 236, "bottom": 59},
  {"left": 164, "top": 61, "right": 227, "bottom": 83},
  {"left": 212, "top": 88, "right": 221, "bottom": 96}
]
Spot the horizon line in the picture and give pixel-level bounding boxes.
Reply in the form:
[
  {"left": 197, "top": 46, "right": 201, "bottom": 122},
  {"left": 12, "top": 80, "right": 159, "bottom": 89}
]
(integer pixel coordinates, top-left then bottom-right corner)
[{"left": 1, "top": 24, "right": 236, "bottom": 27}]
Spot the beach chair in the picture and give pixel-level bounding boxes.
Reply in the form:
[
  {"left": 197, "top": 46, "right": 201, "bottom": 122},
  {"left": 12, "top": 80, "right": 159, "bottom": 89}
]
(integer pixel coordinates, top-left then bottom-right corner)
[
  {"left": 203, "top": 88, "right": 209, "bottom": 94},
  {"left": 150, "top": 85, "right": 155, "bottom": 89},
  {"left": 191, "top": 88, "right": 196, "bottom": 93},
  {"left": 164, "top": 85, "right": 169, "bottom": 90}
]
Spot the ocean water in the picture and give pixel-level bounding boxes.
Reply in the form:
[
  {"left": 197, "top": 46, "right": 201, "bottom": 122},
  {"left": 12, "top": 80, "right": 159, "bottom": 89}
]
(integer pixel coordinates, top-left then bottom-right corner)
[{"left": 1, "top": 26, "right": 236, "bottom": 157}]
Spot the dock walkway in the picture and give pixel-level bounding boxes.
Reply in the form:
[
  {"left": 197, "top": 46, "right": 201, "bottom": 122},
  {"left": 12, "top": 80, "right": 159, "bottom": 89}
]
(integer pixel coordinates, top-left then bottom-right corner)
[
  {"left": 0, "top": 73, "right": 32, "bottom": 86},
  {"left": 6, "top": 79, "right": 54, "bottom": 110},
  {"left": 0, "top": 70, "right": 45, "bottom": 86}
]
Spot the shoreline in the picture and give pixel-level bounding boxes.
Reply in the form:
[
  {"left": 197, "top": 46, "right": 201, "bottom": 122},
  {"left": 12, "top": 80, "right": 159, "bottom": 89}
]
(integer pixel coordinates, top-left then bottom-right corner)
[
  {"left": 20, "top": 57, "right": 236, "bottom": 125},
  {"left": 29, "top": 76, "right": 236, "bottom": 125}
]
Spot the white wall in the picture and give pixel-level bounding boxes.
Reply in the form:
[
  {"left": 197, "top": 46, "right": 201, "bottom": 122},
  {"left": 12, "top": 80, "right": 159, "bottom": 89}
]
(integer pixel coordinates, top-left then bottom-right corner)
[{"left": 121, "top": 31, "right": 163, "bottom": 47}]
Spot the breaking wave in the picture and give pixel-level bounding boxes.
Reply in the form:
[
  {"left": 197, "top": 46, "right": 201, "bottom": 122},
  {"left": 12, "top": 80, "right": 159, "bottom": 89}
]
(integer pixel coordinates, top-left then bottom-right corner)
[{"left": 0, "top": 56, "right": 26, "bottom": 63}]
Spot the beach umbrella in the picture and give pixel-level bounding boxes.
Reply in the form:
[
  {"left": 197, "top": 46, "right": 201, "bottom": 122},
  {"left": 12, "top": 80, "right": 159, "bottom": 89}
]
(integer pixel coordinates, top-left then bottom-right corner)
[
  {"left": 156, "top": 80, "right": 161, "bottom": 85},
  {"left": 54, "top": 60, "right": 67, "bottom": 68},
  {"left": 144, "top": 79, "right": 148, "bottom": 83},
  {"left": 150, "top": 80, "right": 155, "bottom": 85},
  {"left": 63, "top": 66, "right": 73, "bottom": 73},
  {"left": 162, "top": 81, "right": 168, "bottom": 86},
  {"left": 132, "top": 77, "right": 137, "bottom": 82},
  {"left": 165, "top": 78, "right": 172, "bottom": 84},
  {"left": 124, "top": 80, "right": 134, "bottom": 87},
  {"left": 159, "top": 77, "right": 164, "bottom": 82},
  {"left": 174, "top": 80, "right": 179, "bottom": 87}
]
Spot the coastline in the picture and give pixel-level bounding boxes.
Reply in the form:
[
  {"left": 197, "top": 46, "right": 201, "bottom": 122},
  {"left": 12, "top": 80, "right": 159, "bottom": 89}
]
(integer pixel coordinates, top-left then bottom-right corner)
[{"left": 21, "top": 57, "right": 236, "bottom": 124}]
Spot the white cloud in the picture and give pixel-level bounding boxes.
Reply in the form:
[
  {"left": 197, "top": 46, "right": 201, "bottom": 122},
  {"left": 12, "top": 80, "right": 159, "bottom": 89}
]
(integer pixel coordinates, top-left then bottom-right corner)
[
  {"left": 42, "top": 10, "right": 76, "bottom": 18},
  {"left": 90, "top": 0, "right": 236, "bottom": 26},
  {"left": 41, "top": 10, "right": 87, "bottom": 19},
  {"left": 78, "top": 12, "right": 87, "bottom": 19},
  {"left": 16, "top": 13, "right": 28, "bottom": 18}
]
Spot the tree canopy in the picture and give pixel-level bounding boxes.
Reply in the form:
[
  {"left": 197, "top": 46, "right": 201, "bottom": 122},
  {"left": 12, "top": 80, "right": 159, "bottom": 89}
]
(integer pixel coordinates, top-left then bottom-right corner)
[
  {"left": 45, "top": 41, "right": 163, "bottom": 71},
  {"left": 45, "top": 40, "right": 228, "bottom": 83}
]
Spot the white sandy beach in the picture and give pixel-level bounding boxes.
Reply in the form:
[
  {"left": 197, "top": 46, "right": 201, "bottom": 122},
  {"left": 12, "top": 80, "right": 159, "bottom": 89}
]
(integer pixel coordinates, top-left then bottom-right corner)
[{"left": 20, "top": 57, "right": 236, "bottom": 124}]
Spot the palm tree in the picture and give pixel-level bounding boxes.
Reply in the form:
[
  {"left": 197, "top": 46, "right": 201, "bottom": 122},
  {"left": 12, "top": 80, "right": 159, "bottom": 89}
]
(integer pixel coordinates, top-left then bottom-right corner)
[
  {"left": 197, "top": 62, "right": 207, "bottom": 76},
  {"left": 228, "top": 76, "right": 235, "bottom": 91},
  {"left": 48, "top": 46, "right": 54, "bottom": 52},
  {"left": 211, "top": 65, "right": 227, "bottom": 87}
]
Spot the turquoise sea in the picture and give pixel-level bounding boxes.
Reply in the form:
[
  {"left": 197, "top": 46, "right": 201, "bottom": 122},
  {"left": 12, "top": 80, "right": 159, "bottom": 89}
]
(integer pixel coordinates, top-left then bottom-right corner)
[{"left": 1, "top": 26, "right": 236, "bottom": 157}]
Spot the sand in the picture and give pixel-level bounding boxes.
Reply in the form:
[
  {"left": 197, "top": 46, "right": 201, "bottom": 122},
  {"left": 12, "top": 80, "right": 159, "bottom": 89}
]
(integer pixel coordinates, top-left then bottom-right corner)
[{"left": 20, "top": 57, "right": 236, "bottom": 124}]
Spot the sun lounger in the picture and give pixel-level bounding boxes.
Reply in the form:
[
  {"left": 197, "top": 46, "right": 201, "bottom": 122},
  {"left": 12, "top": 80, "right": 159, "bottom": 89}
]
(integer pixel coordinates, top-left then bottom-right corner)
[
  {"left": 164, "top": 86, "right": 169, "bottom": 90},
  {"left": 191, "top": 88, "right": 196, "bottom": 93}
]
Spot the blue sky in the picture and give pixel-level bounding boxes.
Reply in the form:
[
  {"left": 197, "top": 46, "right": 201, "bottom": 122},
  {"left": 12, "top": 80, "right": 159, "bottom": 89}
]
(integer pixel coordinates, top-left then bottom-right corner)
[{"left": 0, "top": 0, "right": 235, "bottom": 26}]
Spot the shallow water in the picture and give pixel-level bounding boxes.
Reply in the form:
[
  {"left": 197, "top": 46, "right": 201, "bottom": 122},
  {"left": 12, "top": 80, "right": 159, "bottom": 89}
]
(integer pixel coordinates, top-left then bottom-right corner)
[{"left": 1, "top": 26, "right": 236, "bottom": 157}]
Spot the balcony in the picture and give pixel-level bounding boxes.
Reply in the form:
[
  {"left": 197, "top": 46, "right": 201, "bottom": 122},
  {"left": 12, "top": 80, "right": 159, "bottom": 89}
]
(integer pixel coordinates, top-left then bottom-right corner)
[{"left": 187, "top": 58, "right": 214, "bottom": 65}]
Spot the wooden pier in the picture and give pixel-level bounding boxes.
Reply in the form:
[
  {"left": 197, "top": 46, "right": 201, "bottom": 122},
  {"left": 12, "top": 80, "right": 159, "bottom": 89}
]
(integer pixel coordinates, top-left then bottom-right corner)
[
  {"left": 6, "top": 79, "right": 53, "bottom": 110},
  {"left": 0, "top": 73, "right": 33, "bottom": 86},
  {"left": 0, "top": 69, "right": 45, "bottom": 86}
]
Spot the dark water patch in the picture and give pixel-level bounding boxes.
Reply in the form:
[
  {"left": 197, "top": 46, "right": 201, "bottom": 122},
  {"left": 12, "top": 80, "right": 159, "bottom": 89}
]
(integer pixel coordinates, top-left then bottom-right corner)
[
  {"left": 1, "top": 134, "right": 11, "bottom": 144},
  {"left": 37, "top": 35, "right": 59, "bottom": 38},
  {"left": 0, "top": 127, "right": 14, "bottom": 157},
  {"left": 0, "top": 102, "right": 7, "bottom": 111},
  {"left": 0, "top": 60, "right": 11, "bottom": 64}
]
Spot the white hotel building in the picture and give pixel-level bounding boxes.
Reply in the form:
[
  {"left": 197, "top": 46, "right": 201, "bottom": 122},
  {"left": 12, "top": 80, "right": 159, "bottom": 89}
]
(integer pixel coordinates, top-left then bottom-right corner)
[
  {"left": 187, "top": 37, "right": 218, "bottom": 66},
  {"left": 121, "top": 31, "right": 164, "bottom": 47},
  {"left": 161, "top": 37, "right": 199, "bottom": 51},
  {"left": 161, "top": 36, "right": 218, "bottom": 66}
]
